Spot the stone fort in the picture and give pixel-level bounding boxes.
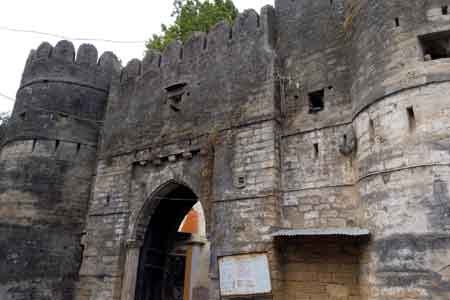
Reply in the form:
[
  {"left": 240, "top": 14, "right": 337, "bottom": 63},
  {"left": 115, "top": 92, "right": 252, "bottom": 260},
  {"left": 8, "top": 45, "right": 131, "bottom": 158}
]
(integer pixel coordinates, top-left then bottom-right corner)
[{"left": 1, "top": 0, "right": 450, "bottom": 299}]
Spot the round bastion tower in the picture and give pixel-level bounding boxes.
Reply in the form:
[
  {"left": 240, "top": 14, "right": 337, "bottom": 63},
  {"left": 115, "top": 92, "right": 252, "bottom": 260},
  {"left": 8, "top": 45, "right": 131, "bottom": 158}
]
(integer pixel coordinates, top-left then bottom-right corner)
[
  {"left": 346, "top": 0, "right": 450, "bottom": 299},
  {"left": 0, "top": 40, "right": 119, "bottom": 300}
]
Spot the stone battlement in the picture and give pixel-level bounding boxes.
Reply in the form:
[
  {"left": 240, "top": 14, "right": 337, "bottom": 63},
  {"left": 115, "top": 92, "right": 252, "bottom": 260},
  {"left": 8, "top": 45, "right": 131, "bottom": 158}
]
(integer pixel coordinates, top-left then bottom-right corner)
[
  {"left": 2, "top": 1, "right": 450, "bottom": 300},
  {"left": 21, "top": 40, "right": 120, "bottom": 92},
  {"left": 118, "top": 6, "right": 276, "bottom": 86}
]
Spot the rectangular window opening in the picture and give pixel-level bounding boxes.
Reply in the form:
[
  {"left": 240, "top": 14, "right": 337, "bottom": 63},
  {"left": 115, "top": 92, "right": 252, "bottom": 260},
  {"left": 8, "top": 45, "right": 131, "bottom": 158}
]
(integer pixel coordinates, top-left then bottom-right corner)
[
  {"left": 420, "top": 30, "right": 450, "bottom": 60},
  {"left": 395, "top": 18, "right": 400, "bottom": 27},
  {"left": 55, "top": 140, "right": 60, "bottom": 151},
  {"left": 76, "top": 143, "right": 81, "bottom": 154},
  {"left": 308, "top": 89, "right": 325, "bottom": 114},
  {"left": 407, "top": 106, "right": 416, "bottom": 131},
  {"left": 442, "top": 5, "right": 449, "bottom": 15}
]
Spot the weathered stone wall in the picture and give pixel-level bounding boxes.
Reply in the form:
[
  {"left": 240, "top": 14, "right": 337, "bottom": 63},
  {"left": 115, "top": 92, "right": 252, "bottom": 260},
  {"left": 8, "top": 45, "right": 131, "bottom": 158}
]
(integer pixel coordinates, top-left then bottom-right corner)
[
  {"left": 101, "top": 6, "right": 277, "bottom": 157},
  {"left": 76, "top": 6, "right": 284, "bottom": 300},
  {"left": 275, "top": 0, "right": 359, "bottom": 231},
  {"left": 0, "top": 41, "right": 118, "bottom": 300},
  {"left": 344, "top": 1, "right": 450, "bottom": 298},
  {"left": 354, "top": 81, "right": 450, "bottom": 299},
  {"left": 278, "top": 236, "right": 365, "bottom": 300},
  {"left": 2, "top": 1, "right": 450, "bottom": 299},
  {"left": 276, "top": 0, "right": 450, "bottom": 299}
]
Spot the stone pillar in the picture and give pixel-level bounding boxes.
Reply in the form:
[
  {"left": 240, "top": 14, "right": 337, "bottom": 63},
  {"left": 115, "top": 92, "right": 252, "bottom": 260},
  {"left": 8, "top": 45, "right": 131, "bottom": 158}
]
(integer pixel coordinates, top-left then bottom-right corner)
[{"left": 121, "top": 240, "right": 143, "bottom": 300}]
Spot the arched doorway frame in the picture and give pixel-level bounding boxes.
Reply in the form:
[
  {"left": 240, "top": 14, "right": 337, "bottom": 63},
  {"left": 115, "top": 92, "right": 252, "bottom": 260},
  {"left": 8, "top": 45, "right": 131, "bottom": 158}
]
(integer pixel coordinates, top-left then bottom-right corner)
[{"left": 120, "top": 178, "right": 210, "bottom": 300}]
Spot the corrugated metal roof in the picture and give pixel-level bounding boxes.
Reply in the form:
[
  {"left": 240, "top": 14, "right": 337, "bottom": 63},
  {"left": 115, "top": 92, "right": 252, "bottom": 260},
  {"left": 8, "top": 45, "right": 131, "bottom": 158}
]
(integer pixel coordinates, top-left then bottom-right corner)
[{"left": 271, "top": 227, "right": 370, "bottom": 238}]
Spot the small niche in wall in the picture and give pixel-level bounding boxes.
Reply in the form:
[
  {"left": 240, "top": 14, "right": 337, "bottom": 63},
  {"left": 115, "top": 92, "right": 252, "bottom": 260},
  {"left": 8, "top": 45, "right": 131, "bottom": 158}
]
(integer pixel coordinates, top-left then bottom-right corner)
[
  {"left": 442, "top": 5, "right": 449, "bottom": 15},
  {"left": 19, "top": 112, "right": 26, "bottom": 120},
  {"left": 165, "top": 82, "right": 187, "bottom": 112},
  {"left": 395, "top": 18, "right": 400, "bottom": 27},
  {"left": 76, "top": 143, "right": 81, "bottom": 154},
  {"left": 308, "top": 89, "right": 325, "bottom": 114},
  {"left": 406, "top": 106, "right": 416, "bottom": 131},
  {"left": 419, "top": 30, "right": 450, "bottom": 60},
  {"left": 55, "top": 140, "right": 60, "bottom": 152},
  {"left": 235, "top": 175, "right": 246, "bottom": 189}
]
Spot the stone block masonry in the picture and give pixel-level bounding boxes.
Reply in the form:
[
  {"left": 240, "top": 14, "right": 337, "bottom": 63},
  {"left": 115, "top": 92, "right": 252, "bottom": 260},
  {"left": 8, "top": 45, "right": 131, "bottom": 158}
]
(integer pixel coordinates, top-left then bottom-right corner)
[{"left": 1, "top": 1, "right": 450, "bottom": 300}]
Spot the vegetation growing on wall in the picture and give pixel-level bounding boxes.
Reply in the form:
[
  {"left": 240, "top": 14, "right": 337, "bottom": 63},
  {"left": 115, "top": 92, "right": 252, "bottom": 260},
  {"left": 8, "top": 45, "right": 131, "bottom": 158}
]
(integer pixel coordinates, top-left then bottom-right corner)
[
  {"left": 146, "top": 0, "right": 238, "bottom": 52},
  {"left": 344, "top": 0, "right": 362, "bottom": 31}
]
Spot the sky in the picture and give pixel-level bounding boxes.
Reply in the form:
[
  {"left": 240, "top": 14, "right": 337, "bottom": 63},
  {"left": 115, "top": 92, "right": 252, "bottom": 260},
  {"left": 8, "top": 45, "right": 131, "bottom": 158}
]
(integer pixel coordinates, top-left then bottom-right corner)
[{"left": 0, "top": 0, "right": 274, "bottom": 114}]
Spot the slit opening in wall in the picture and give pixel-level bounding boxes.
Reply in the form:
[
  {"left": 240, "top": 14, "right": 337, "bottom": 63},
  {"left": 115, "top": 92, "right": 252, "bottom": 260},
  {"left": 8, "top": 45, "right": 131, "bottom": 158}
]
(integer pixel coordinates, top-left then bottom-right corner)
[
  {"left": 78, "top": 244, "right": 85, "bottom": 274},
  {"left": 313, "top": 143, "right": 319, "bottom": 159},
  {"left": 203, "top": 37, "right": 208, "bottom": 50},
  {"left": 419, "top": 30, "right": 450, "bottom": 60},
  {"left": 55, "top": 140, "right": 60, "bottom": 151},
  {"left": 32, "top": 139, "right": 37, "bottom": 152},
  {"left": 308, "top": 89, "right": 325, "bottom": 114},
  {"left": 369, "top": 119, "right": 375, "bottom": 142},
  {"left": 443, "top": 5, "right": 449, "bottom": 15},
  {"left": 76, "top": 143, "right": 81, "bottom": 154},
  {"left": 395, "top": 18, "right": 400, "bottom": 27},
  {"left": 407, "top": 106, "right": 416, "bottom": 131}
]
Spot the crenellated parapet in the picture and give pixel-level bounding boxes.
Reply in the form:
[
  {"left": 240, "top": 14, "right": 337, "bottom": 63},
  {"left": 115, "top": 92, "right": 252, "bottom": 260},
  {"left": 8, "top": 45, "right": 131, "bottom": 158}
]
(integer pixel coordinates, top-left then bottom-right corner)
[
  {"left": 5, "top": 40, "right": 120, "bottom": 148},
  {"left": 102, "top": 6, "right": 277, "bottom": 155},
  {"left": 0, "top": 41, "right": 120, "bottom": 300},
  {"left": 117, "top": 6, "right": 275, "bottom": 87},
  {"left": 21, "top": 40, "right": 119, "bottom": 92},
  {"left": 3, "top": 2, "right": 450, "bottom": 300}
]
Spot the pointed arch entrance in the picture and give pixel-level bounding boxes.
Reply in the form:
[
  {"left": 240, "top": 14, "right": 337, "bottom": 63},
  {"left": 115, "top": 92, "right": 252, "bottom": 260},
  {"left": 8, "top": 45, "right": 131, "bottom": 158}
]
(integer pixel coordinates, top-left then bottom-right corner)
[{"left": 125, "top": 181, "right": 210, "bottom": 300}]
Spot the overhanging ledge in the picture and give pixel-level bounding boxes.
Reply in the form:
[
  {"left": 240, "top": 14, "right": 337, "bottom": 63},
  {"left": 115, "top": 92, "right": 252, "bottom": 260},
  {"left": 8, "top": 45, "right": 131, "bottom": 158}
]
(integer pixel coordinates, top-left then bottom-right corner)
[{"left": 271, "top": 227, "right": 370, "bottom": 238}]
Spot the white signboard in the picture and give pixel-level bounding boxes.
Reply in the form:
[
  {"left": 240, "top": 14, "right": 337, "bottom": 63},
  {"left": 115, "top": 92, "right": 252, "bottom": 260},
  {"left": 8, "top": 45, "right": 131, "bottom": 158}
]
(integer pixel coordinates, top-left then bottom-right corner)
[{"left": 219, "top": 253, "right": 272, "bottom": 297}]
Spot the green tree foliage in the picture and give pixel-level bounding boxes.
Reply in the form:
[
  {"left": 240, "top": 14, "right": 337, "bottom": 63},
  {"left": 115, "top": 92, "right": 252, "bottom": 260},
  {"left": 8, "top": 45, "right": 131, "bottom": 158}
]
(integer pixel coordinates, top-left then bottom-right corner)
[{"left": 146, "top": 0, "right": 238, "bottom": 52}]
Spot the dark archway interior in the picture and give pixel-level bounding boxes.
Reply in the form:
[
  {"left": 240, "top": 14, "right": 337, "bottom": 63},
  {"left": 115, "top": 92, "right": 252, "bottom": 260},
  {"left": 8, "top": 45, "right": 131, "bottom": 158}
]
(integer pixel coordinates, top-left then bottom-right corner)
[{"left": 136, "top": 184, "right": 198, "bottom": 300}]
